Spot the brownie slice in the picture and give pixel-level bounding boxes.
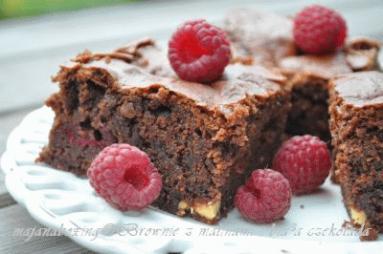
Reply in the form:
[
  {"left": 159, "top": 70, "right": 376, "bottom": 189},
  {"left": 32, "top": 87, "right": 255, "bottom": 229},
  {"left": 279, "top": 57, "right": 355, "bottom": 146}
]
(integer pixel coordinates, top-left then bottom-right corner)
[
  {"left": 224, "top": 9, "right": 381, "bottom": 142},
  {"left": 39, "top": 39, "right": 291, "bottom": 224},
  {"left": 329, "top": 71, "right": 383, "bottom": 240}
]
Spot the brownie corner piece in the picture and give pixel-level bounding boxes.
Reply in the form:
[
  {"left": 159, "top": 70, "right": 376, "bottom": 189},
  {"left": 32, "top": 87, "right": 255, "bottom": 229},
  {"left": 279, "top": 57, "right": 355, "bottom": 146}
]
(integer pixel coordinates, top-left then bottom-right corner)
[
  {"left": 329, "top": 71, "right": 383, "bottom": 237},
  {"left": 38, "top": 40, "right": 291, "bottom": 224}
]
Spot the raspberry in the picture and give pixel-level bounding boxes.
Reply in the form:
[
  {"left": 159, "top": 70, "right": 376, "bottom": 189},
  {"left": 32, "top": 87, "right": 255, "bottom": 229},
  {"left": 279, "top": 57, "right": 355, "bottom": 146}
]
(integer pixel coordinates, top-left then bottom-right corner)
[
  {"left": 87, "top": 144, "right": 162, "bottom": 211},
  {"left": 168, "top": 19, "right": 231, "bottom": 83},
  {"left": 293, "top": 5, "right": 347, "bottom": 54},
  {"left": 235, "top": 169, "right": 291, "bottom": 223},
  {"left": 273, "top": 135, "right": 331, "bottom": 195}
]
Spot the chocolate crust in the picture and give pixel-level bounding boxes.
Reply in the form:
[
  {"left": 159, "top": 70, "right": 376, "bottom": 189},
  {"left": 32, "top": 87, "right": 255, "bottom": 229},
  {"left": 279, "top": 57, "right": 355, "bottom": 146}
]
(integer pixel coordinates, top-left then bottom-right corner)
[{"left": 38, "top": 39, "right": 291, "bottom": 224}]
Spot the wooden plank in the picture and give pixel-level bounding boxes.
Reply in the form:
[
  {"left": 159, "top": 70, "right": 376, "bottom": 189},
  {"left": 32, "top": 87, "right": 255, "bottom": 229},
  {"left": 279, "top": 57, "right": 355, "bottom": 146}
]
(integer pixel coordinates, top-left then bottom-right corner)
[
  {"left": 0, "top": 191, "right": 15, "bottom": 209},
  {"left": 0, "top": 167, "right": 15, "bottom": 208},
  {"left": 0, "top": 205, "right": 95, "bottom": 254},
  {"left": 0, "top": 163, "right": 14, "bottom": 208},
  {"left": 0, "top": 172, "right": 9, "bottom": 200}
]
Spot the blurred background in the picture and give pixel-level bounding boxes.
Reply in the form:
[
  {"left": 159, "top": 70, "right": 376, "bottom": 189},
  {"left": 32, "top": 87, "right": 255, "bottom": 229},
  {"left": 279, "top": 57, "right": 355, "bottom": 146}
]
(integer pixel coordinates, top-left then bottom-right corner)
[
  {"left": 0, "top": 0, "right": 382, "bottom": 253},
  {"left": 0, "top": 0, "right": 137, "bottom": 19}
]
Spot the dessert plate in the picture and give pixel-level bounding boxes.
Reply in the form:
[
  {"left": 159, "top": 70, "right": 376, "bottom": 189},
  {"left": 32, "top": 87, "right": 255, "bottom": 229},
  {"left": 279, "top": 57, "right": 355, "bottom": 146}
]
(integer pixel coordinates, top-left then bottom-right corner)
[{"left": 1, "top": 106, "right": 382, "bottom": 254}]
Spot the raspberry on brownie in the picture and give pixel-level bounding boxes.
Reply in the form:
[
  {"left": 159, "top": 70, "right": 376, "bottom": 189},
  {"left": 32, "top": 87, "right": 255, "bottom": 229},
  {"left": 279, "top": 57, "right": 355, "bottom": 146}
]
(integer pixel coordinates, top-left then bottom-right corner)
[
  {"left": 38, "top": 38, "right": 291, "bottom": 224},
  {"left": 329, "top": 71, "right": 383, "bottom": 240},
  {"left": 293, "top": 5, "right": 347, "bottom": 54},
  {"left": 168, "top": 19, "right": 231, "bottom": 83}
]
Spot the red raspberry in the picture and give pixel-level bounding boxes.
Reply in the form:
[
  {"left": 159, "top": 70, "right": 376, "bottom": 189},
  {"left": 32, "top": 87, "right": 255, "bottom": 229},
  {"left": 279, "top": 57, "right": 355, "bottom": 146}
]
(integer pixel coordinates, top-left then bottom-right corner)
[
  {"left": 293, "top": 5, "right": 347, "bottom": 54},
  {"left": 168, "top": 19, "right": 231, "bottom": 83},
  {"left": 87, "top": 144, "right": 162, "bottom": 211},
  {"left": 235, "top": 169, "right": 291, "bottom": 223},
  {"left": 273, "top": 135, "right": 331, "bottom": 195}
]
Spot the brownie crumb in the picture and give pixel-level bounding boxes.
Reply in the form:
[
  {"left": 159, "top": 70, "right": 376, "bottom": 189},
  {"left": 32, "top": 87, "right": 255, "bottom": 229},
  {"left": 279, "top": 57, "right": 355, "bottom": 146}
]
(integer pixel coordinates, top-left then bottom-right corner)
[{"left": 360, "top": 227, "right": 378, "bottom": 241}]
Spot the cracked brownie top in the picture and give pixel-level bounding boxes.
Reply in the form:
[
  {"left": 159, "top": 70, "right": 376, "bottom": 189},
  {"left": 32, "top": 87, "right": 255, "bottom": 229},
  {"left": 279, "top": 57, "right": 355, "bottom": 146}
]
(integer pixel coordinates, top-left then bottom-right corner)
[
  {"left": 332, "top": 71, "right": 383, "bottom": 107},
  {"left": 60, "top": 38, "right": 288, "bottom": 115}
]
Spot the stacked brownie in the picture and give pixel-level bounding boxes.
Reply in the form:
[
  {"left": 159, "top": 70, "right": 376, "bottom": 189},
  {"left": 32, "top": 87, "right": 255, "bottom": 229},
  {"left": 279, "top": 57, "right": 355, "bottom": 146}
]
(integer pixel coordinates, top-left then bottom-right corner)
[
  {"left": 224, "top": 9, "right": 381, "bottom": 143},
  {"left": 39, "top": 39, "right": 291, "bottom": 223},
  {"left": 329, "top": 71, "right": 383, "bottom": 239}
]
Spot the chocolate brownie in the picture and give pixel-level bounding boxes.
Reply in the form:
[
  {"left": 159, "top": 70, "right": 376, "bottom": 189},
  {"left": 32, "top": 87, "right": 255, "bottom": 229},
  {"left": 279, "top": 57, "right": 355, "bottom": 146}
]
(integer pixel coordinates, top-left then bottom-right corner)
[
  {"left": 224, "top": 9, "right": 381, "bottom": 142},
  {"left": 329, "top": 71, "right": 383, "bottom": 240},
  {"left": 38, "top": 39, "right": 291, "bottom": 224}
]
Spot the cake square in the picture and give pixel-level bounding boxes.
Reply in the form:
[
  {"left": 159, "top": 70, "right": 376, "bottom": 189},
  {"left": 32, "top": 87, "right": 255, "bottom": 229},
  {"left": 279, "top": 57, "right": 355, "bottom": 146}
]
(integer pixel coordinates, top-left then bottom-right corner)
[
  {"left": 39, "top": 39, "right": 291, "bottom": 223},
  {"left": 329, "top": 71, "right": 383, "bottom": 239}
]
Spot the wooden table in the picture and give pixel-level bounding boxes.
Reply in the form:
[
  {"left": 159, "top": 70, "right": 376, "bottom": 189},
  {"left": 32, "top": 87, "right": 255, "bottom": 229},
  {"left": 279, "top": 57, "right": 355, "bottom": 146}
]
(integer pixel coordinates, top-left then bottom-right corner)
[{"left": 0, "top": 0, "right": 382, "bottom": 253}]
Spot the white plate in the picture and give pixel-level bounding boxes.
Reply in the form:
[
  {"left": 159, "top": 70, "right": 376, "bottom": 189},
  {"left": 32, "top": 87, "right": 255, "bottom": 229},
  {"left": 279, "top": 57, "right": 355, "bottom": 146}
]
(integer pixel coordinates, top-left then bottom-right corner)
[{"left": 1, "top": 106, "right": 382, "bottom": 254}]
